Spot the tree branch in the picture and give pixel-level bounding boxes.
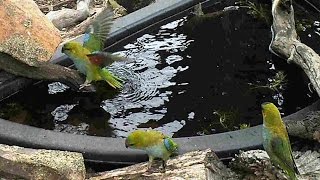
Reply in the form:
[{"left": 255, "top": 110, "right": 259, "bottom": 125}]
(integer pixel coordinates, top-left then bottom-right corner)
[
  {"left": 269, "top": 0, "right": 320, "bottom": 96},
  {"left": 0, "top": 53, "right": 84, "bottom": 90}
]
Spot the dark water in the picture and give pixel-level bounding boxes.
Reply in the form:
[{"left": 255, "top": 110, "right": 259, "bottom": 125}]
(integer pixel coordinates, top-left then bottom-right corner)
[{"left": 0, "top": 4, "right": 318, "bottom": 137}]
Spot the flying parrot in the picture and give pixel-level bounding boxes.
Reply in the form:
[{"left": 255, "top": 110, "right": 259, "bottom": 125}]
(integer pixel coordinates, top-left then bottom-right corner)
[
  {"left": 61, "top": 8, "right": 126, "bottom": 89},
  {"left": 125, "top": 130, "right": 179, "bottom": 171},
  {"left": 261, "top": 102, "right": 299, "bottom": 180}
]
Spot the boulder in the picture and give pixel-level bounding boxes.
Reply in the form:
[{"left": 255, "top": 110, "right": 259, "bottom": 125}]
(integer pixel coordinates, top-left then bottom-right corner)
[
  {"left": 0, "top": 144, "right": 85, "bottom": 180},
  {"left": 0, "top": 0, "right": 61, "bottom": 66}
]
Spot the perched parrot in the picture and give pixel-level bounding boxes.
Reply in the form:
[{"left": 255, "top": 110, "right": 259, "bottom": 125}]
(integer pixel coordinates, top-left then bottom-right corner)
[
  {"left": 61, "top": 8, "right": 126, "bottom": 89},
  {"left": 261, "top": 102, "right": 299, "bottom": 180},
  {"left": 125, "top": 130, "right": 179, "bottom": 171}
]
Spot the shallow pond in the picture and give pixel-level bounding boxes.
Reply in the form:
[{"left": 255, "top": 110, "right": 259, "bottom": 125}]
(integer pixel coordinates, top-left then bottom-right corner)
[{"left": 0, "top": 2, "right": 319, "bottom": 137}]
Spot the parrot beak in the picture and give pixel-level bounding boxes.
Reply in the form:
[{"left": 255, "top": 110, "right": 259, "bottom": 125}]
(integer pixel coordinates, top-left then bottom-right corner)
[
  {"left": 61, "top": 46, "right": 70, "bottom": 53},
  {"left": 61, "top": 46, "right": 66, "bottom": 53}
]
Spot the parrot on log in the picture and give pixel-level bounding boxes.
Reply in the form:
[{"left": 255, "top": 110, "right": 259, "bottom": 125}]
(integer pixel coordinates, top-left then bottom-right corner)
[
  {"left": 261, "top": 102, "right": 299, "bottom": 180},
  {"left": 125, "top": 130, "right": 179, "bottom": 171}
]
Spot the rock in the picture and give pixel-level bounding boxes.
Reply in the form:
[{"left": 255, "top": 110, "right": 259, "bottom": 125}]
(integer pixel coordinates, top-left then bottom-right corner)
[
  {"left": 0, "top": 144, "right": 85, "bottom": 180},
  {"left": 0, "top": 0, "right": 61, "bottom": 66},
  {"left": 88, "top": 149, "right": 237, "bottom": 180}
]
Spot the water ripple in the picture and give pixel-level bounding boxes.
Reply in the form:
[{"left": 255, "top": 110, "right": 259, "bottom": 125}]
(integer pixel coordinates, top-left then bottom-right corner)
[{"left": 101, "top": 18, "right": 190, "bottom": 137}]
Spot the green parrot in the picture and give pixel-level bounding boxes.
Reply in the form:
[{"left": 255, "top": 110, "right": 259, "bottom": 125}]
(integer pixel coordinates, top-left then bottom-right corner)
[
  {"left": 125, "top": 130, "right": 179, "bottom": 171},
  {"left": 61, "top": 8, "right": 126, "bottom": 89},
  {"left": 261, "top": 102, "right": 299, "bottom": 180}
]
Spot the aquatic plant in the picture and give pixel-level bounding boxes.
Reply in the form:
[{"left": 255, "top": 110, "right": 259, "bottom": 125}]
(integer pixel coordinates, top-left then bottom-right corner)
[
  {"left": 213, "top": 108, "right": 240, "bottom": 130},
  {"left": 237, "top": 0, "right": 272, "bottom": 25},
  {"left": 239, "top": 123, "right": 251, "bottom": 129},
  {"left": 249, "top": 71, "right": 287, "bottom": 92}
]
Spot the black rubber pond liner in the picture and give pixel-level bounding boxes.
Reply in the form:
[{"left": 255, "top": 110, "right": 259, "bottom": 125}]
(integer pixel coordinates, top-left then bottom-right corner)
[
  {"left": 0, "top": 0, "right": 317, "bottom": 164},
  {"left": 0, "top": 100, "right": 319, "bottom": 164}
]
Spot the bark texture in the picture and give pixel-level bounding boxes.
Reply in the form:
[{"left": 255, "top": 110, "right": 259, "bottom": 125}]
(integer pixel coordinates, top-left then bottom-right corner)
[
  {"left": 269, "top": 0, "right": 320, "bottom": 96},
  {"left": 89, "top": 149, "right": 237, "bottom": 180}
]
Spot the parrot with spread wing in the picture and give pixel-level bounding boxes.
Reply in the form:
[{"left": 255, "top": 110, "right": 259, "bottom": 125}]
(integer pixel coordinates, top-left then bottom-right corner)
[
  {"left": 62, "top": 8, "right": 126, "bottom": 89},
  {"left": 125, "top": 130, "right": 179, "bottom": 171},
  {"left": 261, "top": 102, "right": 299, "bottom": 180}
]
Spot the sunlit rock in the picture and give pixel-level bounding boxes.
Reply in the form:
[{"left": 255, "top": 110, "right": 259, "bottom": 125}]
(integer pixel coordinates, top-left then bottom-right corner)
[
  {"left": 0, "top": 0, "right": 61, "bottom": 66},
  {"left": 0, "top": 144, "right": 85, "bottom": 180}
]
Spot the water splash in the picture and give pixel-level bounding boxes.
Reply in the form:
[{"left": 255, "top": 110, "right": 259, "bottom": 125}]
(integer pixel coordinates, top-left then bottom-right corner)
[
  {"left": 51, "top": 104, "right": 77, "bottom": 122},
  {"left": 102, "top": 18, "right": 190, "bottom": 137},
  {"left": 48, "top": 82, "right": 69, "bottom": 94}
]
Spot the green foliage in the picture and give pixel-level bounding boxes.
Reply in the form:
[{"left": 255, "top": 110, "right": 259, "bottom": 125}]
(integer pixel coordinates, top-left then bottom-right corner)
[
  {"left": 249, "top": 71, "right": 287, "bottom": 92},
  {"left": 213, "top": 108, "right": 240, "bottom": 130},
  {"left": 295, "top": 19, "right": 313, "bottom": 32},
  {"left": 239, "top": 123, "right": 250, "bottom": 129},
  {"left": 237, "top": 0, "right": 272, "bottom": 25}
]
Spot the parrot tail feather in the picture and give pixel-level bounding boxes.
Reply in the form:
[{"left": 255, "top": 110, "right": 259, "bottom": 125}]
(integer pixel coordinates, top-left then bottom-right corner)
[
  {"left": 101, "top": 69, "right": 123, "bottom": 89},
  {"left": 286, "top": 169, "right": 298, "bottom": 180}
]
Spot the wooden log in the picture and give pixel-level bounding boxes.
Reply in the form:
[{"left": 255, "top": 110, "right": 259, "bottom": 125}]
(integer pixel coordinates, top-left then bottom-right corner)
[
  {"left": 61, "top": 8, "right": 104, "bottom": 40},
  {"left": 230, "top": 150, "right": 320, "bottom": 180},
  {"left": 269, "top": 0, "right": 320, "bottom": 97},
  {"left": 286, "top": 110, "right": 320, "bottom": 142},
  {"left": 88, "top": 149, "right": 237, "bottom": 180},
  {"left": 0, "top": 52, "right": 85, "bottom": 91},
  {"left": 46, "top": 0, "right": 91, "bottom": 30}
]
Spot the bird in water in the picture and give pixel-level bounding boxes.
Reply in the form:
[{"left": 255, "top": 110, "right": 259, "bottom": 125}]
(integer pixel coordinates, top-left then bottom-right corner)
[
  {"left": 62, "top": 8, "right": 126, "bottom": 89},
  {"left": 261, "top": 102, "right": 299, "bottom": 180}
]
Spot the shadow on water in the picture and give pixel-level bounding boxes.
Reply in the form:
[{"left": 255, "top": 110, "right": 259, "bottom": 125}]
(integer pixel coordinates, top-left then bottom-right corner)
[{"left": 0, "top": 1, "right": 318, "bottom": 137}]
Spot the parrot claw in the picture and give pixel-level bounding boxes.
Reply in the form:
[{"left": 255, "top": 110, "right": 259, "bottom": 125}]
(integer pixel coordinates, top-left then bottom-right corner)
[
  {"left": 79, "top": 83, "right": 92, "bottom": 90},
  {"left": 161, "top": 160, "right": 166, "bottom": 173}
]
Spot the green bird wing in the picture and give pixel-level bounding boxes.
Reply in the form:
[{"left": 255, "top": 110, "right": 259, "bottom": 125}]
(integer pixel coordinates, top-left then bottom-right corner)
[
  {"left": 163, "top": 136, "right": 178, "bottom": 154},
  {"left": 271, "top": 136, "right": 299, "bottom": 174},
  {"left": 83, "top": 8, "right": 128, "bottom": 68},
  {"left": 83, "top": 8, "right": 114, "bottom": 53}
]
